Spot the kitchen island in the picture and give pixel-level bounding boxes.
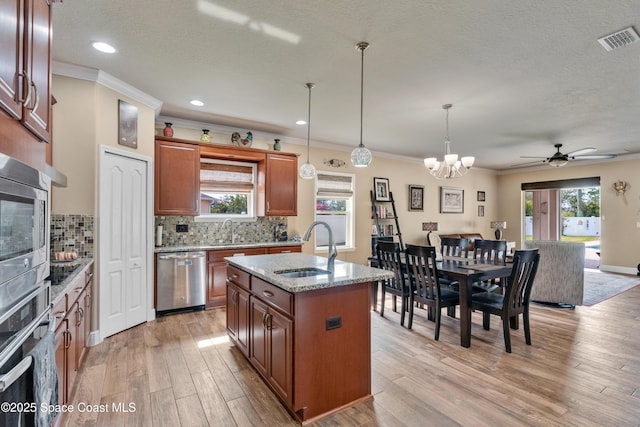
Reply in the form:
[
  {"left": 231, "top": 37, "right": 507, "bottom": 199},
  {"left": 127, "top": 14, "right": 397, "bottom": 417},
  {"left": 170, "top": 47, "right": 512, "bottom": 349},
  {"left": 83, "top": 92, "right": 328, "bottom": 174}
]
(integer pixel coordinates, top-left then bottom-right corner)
[{"left": 224, "top": 253, "right": 393, "bottom": 424}]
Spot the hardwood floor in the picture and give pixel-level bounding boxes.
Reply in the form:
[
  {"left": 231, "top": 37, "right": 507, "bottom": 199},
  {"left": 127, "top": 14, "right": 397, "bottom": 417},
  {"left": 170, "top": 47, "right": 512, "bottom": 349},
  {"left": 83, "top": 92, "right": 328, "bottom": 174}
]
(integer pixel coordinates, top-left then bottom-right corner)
[{"left": 62, "top": 285, "right": 640, "bottom": 427}]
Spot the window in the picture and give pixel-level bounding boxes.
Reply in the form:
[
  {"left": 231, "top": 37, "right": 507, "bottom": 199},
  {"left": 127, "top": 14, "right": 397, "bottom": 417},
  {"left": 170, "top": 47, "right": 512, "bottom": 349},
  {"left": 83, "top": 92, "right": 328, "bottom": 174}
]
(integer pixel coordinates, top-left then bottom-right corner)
[
  {"left": 314, "top": 172, "right": 355, "bottom": 251},
  {"left": 199, "top": 159, "right": 256, "bottom": 219}
]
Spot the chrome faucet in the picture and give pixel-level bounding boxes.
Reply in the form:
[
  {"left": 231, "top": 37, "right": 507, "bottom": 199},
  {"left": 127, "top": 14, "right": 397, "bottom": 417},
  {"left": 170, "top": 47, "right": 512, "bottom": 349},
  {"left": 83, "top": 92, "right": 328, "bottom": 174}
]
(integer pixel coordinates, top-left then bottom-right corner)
[
  {"left": 221, "top": 219, "right": 235, "bottom": 244},
  {"left": 302, "top": 221, "right": 337, "bottom": 272}
]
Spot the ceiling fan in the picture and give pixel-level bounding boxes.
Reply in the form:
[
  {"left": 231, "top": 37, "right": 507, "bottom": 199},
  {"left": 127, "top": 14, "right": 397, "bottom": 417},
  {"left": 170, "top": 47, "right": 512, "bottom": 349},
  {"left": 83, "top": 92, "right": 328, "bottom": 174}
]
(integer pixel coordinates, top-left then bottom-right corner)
[{"left": 515, "top": 144, "right": 616, "bottom": 167}]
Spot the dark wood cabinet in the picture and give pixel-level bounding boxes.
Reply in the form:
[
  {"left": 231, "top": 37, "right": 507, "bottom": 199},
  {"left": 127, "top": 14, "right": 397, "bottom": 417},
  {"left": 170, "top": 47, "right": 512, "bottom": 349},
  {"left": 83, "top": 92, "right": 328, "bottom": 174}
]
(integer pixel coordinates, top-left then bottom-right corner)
[
  {"left": 265, "top": 153, "right": 298, "bottom": 216},
  {"left": 154, "top": 139, "right": 200, "bottom": 215},
  {"left": 249, "top": 289, "right": 293, "bottom": 406},
  {"left": 207, "top": 247, "right": 267, "bottom": 308},
  {"left": 226, "top": 280, "right": 250, "bottom": 357},
  {"left": 52, "top": 262, "right": 94, "bottom": 408},
  {"left": 0, "top": 0, "right": 52, "bottom": 143},
  {"left": 154, "top": 137, "right": 298, "bottom": 216},
  {"left": 225, "top": 260, "right": 372, "bottom": 423},
  {"left": 267, "top": 245, "right": 302, "bottom": 254}
]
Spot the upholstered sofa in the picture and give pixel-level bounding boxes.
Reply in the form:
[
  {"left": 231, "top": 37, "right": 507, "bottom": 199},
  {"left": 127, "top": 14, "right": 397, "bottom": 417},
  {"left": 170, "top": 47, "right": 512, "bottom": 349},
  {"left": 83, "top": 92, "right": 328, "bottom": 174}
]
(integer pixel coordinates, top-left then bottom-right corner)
[{"left": 523, "top": 240, "right": 585, "bottom": 306}]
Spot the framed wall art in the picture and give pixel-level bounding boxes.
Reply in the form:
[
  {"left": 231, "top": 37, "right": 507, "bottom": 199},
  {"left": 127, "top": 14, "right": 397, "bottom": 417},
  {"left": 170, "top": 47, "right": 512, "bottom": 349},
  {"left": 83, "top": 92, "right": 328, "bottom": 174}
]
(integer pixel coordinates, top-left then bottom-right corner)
[
  {"left": 408, "top": 185, "right": 424, "bottom": 211},
  {"left": 440, "top": 186, "right": 464, "bottom": 213},
  {"left": 373, "top": 177, "right": 390, "bottom": 201},
  {"left": 478, "top": 205, "right": 485, "bottom": 217},
  {"left": 477, "top": 191, "right": 485, "bottom": 202},
  {"left": 118, "top": 99, "right": 138, "bottom": 148}
]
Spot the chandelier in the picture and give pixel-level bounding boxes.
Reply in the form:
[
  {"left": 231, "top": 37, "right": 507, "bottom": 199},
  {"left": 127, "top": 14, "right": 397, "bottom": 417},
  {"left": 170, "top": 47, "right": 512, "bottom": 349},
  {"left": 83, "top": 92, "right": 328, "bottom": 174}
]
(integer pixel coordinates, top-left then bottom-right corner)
[
  {"left": 350, "top": 42, "right": 372, "bottom": 167},
  {"left": 299, "top": 83, "right": 316, "bottom": 179},
  {"left": 424, "top": 104, "right": 474, "bottom": 179}
]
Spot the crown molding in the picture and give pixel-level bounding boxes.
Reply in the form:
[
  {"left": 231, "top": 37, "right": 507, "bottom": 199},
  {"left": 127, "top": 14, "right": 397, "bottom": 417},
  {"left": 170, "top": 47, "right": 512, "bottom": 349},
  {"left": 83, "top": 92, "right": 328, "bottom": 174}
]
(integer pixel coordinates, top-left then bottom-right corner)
[{"left": 52, "top": 61, "right": 163, "bottom": 113}]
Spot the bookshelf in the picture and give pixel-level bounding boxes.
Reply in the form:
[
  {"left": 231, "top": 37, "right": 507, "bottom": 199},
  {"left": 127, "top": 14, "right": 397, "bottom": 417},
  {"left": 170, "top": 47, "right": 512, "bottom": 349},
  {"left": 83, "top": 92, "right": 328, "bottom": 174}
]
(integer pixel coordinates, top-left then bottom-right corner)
[{"left": 370, "top": 190, "right": 404, "bottom": 252}]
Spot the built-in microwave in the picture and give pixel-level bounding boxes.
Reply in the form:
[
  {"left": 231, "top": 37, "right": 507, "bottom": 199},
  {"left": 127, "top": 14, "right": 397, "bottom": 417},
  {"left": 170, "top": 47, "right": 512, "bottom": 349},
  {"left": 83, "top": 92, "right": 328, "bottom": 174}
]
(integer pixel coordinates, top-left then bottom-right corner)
[{"left": 0, "top": 154, "right": 50, "bottom": 306}]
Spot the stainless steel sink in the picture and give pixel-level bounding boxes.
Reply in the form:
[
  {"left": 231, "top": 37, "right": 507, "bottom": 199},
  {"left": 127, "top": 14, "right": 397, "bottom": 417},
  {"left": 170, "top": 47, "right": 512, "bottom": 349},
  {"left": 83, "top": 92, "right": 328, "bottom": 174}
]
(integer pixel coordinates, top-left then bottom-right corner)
[{"left": 274, "top": 267, "right": 331, "bottom": 278}]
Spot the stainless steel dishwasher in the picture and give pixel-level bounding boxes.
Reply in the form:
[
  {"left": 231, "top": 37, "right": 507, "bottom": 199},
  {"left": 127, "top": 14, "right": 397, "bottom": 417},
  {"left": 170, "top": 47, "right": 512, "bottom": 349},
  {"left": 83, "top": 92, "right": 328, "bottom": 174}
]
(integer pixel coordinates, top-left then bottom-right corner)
[{"left": 156, "top": 251, "right": 207, "bottom": 314}]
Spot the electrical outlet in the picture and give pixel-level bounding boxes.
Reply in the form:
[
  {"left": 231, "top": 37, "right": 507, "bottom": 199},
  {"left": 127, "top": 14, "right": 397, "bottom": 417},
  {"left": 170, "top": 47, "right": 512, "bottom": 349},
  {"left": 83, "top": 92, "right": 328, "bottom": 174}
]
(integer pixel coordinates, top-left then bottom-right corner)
[
  {"left": 326, "top": 316, "right": 342, "bottom": 331},
  {"left": 176, "top": 224, "right": 188, "bottom": 233}
]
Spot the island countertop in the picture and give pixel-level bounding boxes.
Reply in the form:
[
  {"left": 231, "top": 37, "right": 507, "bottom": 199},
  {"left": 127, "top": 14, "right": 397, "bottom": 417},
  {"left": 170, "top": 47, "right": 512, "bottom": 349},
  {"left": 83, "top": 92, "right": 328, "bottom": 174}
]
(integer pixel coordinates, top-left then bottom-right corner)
[{"left": 224, "top": 253, "right": 393, "bottom": 293}]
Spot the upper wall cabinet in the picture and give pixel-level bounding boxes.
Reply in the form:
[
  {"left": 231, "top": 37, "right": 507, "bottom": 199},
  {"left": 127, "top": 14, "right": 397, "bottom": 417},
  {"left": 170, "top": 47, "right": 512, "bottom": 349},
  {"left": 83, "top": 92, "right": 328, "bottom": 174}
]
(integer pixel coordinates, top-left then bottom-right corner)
[
  {"left": 155, "top": 139, "right": 200, "bottom": 215},
  {"left": 0, "top": 0, "right": 52, "bottom": 143},
  {"left": 265, "top": 153, "right": 297, "bottom": 216},
  {"left": 154, "top": 137, "right": 298, "bottom": 216}
]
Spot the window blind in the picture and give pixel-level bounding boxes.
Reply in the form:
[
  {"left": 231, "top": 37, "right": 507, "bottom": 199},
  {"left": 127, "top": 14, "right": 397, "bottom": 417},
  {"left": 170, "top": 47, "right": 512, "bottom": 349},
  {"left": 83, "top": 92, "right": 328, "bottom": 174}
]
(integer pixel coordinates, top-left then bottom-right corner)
[
  {"left": 521, "top": 177, "right": 600, "bottom": 191},
  {"left": 200, "top": 161, "right": 254, "bottom": 192},
  {"left": 316, "top": 173, "right": 354, "bottom": 196}
]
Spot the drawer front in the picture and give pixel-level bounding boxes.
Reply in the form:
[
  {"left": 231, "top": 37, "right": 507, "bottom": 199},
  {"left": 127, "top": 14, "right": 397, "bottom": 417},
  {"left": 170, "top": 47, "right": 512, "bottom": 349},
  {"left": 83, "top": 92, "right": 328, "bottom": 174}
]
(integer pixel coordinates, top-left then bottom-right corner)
[
  {"left": 226, "top": 265, "right": 251, "bottom": 290},
  {"left": 252, "top": 277, "right": 293, "bottom": 316},
  {"left": 209, "top": 247, "right": 267, "bottom": 262},
  {"left": 267, "top": 245, "right": 302, "bottom": 254}
]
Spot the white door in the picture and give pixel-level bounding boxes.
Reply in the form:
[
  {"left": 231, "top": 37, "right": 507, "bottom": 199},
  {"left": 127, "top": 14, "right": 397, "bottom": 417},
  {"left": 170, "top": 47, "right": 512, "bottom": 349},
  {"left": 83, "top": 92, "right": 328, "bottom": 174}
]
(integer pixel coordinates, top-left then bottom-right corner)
[{"left": 99, "top": 147, "right": 151, "bottom": 339}]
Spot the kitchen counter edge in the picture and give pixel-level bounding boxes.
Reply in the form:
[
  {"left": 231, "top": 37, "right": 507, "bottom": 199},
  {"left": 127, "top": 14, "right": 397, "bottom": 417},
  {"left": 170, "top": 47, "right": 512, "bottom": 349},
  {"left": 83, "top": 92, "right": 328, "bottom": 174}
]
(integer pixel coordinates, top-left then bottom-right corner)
[
  {"left": 224, "top": 253, "right": 393, "bottom": 293},
  {"left": 50, "top": 258, "right": 94, "bottom": 306},
  {"left": 155, "top": 241, "right": 303, "bottom": 253}
]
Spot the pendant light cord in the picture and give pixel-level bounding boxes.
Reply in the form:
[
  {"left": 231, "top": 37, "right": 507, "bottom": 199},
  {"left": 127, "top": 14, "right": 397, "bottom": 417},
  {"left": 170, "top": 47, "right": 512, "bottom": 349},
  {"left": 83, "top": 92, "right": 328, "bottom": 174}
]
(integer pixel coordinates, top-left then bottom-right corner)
[
  {"left": 356, "top": 42, "right": 369, "bottom": 148},
  {"left": 307, "top": 84, "right": 312, "bottom": 162}
]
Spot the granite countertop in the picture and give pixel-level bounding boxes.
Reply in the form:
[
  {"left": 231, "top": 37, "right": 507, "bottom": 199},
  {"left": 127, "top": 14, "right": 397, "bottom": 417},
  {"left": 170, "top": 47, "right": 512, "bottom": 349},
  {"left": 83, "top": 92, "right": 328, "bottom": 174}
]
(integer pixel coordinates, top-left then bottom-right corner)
[
  {"left": 155, "top": 241, "right": 304, "bottom": 253},
  {"left": 50, "top": 258, "right": 94, "bottom": 305},
  {"left": 225, "top": 253, "right": 393, "bottom": 293}
]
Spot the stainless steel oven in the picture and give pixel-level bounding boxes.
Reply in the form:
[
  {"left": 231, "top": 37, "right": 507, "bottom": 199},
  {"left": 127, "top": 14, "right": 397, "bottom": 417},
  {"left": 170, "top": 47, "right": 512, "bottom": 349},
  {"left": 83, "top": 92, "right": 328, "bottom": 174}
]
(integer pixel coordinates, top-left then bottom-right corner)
[
  {"left": 0, "top": 153, "right": 50, "bottom": 311},
  {"left": 0, "top": 154, "right": 52, "bottom": 427}
]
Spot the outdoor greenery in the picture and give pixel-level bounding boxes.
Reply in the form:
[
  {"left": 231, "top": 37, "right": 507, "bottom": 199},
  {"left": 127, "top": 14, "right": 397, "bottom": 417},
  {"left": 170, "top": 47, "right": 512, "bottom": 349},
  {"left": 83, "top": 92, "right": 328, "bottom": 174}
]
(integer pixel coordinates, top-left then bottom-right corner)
[
  {"left": 560, "top": 188, "right": 600, "bottom": 218},
  {"left": 209, "top": 194, "right": 247, "bottom": 214}
]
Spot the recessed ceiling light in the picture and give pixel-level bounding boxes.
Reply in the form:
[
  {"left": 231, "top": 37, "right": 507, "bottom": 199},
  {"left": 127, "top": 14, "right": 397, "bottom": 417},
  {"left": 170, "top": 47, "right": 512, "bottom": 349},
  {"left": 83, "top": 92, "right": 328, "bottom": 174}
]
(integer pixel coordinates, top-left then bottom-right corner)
[
  {"left": 190, "top": 99, "right": 205, "bottom": 107},
  {"left": 296, "top": 120, "right": 306, "bottom": 125},
  {"left": 92, "top": 42, "right": 116, "bottom": 53}
]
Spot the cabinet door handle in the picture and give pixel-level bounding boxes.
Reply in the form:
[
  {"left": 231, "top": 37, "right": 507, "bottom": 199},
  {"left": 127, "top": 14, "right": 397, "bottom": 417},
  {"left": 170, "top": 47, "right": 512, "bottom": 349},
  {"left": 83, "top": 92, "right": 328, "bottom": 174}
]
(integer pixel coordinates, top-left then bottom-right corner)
[
  {"left": 266, "top": 313, "right": 273, "bottom": 330},
  {"left": 262, "top": 311, "right": 268, "bottom": 328},
  {"left": 29, "top": 80, "right": 39, "bottom": 112},
  {"left": 267, "top": 201, "right": 270, "bottom": 212},
  {"left": 262, "top": 290, "right": 274, "bottom": 298},
  {"left": 17, "top": 71, "right": 32, "bottom": 107}
]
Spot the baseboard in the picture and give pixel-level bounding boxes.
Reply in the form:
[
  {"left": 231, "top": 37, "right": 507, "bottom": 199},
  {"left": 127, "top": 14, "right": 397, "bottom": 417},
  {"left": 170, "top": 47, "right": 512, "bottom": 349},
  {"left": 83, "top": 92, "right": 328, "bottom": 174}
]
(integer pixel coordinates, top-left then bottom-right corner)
[
  {"left": 87, "top": 331, "right": 101, "bottom": 347},
  {"left": 599, "top": 265, "right": 638, "bottom": 275}
]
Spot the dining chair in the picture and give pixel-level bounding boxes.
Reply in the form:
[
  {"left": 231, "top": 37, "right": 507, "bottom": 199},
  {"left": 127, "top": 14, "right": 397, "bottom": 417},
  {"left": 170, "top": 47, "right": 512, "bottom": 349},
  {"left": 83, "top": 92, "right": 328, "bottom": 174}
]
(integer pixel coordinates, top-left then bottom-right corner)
[
  {"left": 470, "top": 249, "right": 540, "bottom": 353},
  {"left": 440, "top": 237, "right": 470, "bottom": 258},
  {"left": 376, "top": 241, "right": 411, "bottom": 327},
  {"left": 405, "top": 245, "right": 460, "bottom": 338},
  {"left": 472, "top": 239, "right": 508, "bottom": 293}
]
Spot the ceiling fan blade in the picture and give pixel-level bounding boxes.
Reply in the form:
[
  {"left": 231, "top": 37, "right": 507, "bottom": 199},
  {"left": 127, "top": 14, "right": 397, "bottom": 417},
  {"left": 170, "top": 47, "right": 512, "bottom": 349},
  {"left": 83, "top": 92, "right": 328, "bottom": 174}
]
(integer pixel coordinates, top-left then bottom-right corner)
[
  {"left": 519, "top": 156, "right": 548, "bottom": 159},
  {"left": 566, "top": 147, "right": 596, "bottom": 157},
  {"left": 573, "top": 154, "right": 617, "bottom": 160},
  {"left": 510, "top": 159, "right": 547, "bottom": 167}
]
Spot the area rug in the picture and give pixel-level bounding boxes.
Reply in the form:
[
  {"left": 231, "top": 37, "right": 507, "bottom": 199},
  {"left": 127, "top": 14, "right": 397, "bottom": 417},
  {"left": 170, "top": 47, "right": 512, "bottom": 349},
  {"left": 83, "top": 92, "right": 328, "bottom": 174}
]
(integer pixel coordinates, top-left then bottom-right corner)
[{"left": 582, "top": 269, "right": 640, "bottom": 306}]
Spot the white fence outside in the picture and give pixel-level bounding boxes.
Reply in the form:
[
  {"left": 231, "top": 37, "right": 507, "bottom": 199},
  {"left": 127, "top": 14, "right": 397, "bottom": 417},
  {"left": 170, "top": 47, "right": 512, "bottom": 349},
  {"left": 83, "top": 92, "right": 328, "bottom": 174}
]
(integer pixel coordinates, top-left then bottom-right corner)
[{"left": 525, "top": 216, "right": 601, "bottom": 236}]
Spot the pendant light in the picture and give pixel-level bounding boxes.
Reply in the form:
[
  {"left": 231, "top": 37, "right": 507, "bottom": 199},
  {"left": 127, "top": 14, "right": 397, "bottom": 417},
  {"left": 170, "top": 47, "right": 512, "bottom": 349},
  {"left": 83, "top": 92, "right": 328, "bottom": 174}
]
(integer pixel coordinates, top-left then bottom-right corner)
[
  {"left": 299, "top": 83, "right": 316, "bottom": 179},
  {"left": 351, "top": 42, "right": 372, "bottom": 167},
  {"left": 423, "top": 104, "right": 474, "bottom": 179}
]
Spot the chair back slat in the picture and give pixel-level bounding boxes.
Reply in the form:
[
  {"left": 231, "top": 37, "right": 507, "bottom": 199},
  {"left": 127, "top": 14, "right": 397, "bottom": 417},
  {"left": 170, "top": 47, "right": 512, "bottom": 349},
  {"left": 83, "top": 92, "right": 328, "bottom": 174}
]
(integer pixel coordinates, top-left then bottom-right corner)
[
  {"left": 440, "top": 237, "right": 469, "bottom": 258},
  {"left": 473, "top": 239, "right": 507, "bottom": 265},
  {"left": 505, "top": 249, "right": 540, "bottom": 312},
  {"left": 405, "top": 245, "right": 440, "bottom": 301},
  {"left": 376, "top": 241, "right": 406, "bottom": 292}
]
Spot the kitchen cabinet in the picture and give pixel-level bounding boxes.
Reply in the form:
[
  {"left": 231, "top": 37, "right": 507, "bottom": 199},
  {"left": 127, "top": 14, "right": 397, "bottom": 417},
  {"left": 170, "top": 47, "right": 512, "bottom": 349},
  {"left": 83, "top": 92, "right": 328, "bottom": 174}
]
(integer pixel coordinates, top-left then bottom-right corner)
[
  {"left": 154, "top": 139, "right": 200, "bottom": 215},
  {"left": 265, "top": 153, "right": 298, "bottom": 216},
  {"left": 249, "top": 279, "right": 293, "bottom": 406},
  {"left": 206, "top": 245, "right": 300, "bottom": 308},
  {"left": 0, "top": 0, "right": 52, "bottom": 143},
  {"left": 52, "top": 261, "right": 94, "bottom": 407},
  {"left": 225, "top": 254, "right": 375, "bottom": 423},
  {"left": 226, "top": 265, "right": 251, "bottom": 357},
  {"left": 154, "top": 137, "right": 299, "bottom": 216}
]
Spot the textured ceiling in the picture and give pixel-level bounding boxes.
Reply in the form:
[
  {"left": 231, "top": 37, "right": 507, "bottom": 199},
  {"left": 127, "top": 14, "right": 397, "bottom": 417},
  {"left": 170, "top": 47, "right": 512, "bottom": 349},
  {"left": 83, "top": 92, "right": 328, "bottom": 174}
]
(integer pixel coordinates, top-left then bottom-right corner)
[{"left": 51, "top": 0, "right": 640, "bottom": 170}]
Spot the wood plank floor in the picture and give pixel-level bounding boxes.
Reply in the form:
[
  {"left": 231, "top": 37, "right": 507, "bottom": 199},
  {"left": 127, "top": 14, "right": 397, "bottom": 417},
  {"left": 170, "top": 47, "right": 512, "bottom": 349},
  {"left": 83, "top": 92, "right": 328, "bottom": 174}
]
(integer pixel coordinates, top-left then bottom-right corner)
[{"left": 62, "top": 285, "right": 640, "bottom": 427}]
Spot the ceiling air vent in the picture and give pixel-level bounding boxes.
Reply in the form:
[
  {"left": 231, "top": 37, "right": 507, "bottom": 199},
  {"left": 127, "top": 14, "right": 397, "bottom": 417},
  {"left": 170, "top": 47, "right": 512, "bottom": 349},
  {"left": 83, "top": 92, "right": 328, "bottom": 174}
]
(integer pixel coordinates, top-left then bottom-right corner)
[{"left": 597, "top": 26, "right": 640, "bottom": 51}]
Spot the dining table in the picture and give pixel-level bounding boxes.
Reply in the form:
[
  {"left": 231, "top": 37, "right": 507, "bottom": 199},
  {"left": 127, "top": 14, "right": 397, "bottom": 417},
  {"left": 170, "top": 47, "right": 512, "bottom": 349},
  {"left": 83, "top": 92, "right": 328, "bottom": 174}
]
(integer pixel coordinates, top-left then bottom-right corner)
[
  {"left": 369, "top": 254, "right": 513, "bottom": 348},
  {"left": 436, "top": 256, "right": 512, "bottom": 347}
]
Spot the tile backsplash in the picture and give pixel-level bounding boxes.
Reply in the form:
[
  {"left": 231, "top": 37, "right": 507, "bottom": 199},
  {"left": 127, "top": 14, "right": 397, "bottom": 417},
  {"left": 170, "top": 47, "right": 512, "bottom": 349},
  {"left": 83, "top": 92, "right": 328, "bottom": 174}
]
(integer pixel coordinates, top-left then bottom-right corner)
[
  {"left": 155, "top": 216, "right": 288, "bottom": 247},
  {"left": 51, "top": 214, "right": 94, "bottom": 257}
]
